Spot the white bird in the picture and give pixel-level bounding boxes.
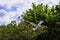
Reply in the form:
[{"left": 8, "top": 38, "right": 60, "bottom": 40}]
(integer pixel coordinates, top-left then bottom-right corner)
[{"left": 25, "top": 20, "right": 44, "bottom": 30}]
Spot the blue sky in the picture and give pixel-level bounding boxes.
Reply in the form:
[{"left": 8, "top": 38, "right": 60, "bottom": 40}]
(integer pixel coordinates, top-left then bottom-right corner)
[{"left": 0, "top": 0, "right": 59, "bottom": 25}]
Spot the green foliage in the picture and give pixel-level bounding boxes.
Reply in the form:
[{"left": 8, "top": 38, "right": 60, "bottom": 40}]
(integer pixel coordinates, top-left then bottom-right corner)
[
  {"left": 22, "top": 3, "right": 56, "bottom": 27},
  {"left": 22, "top": 2, "right": 60, "bottom": 40},
  {"left": 0, "top": 21, "right": 48, "bottom": 40}
]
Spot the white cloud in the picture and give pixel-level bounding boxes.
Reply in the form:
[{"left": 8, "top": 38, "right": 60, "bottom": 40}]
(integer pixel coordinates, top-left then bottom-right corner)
[
  {"left": 0, "top": 9, "right": 7, "bottom": 17},
  {"left": 0, "top": 10, "right": 20, "bottom": 25},
  {"left": 37, "top": 0, "right": 59, "bottom": 6},
  {"left": 0, "top": 9, "right": 11, "bottom": 25}
]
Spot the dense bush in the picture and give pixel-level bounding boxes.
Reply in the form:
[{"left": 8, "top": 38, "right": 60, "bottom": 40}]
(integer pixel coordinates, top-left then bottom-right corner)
[{"left": 0, "top": 21, "right": 48, "bottom": 40}]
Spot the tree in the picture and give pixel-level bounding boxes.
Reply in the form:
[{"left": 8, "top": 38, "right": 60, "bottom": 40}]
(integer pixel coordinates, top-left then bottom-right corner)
[
  {"left": 22, "top": 3, "right": 56, "bottom": 27},
  {"left": 22, "top": 3, "right": 60, "bottom": 40}
]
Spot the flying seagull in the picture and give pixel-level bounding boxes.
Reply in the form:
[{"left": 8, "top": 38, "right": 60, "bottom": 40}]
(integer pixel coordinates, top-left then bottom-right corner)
[{"left": 25, "top": 20, "right": 44, "bottom": 30}]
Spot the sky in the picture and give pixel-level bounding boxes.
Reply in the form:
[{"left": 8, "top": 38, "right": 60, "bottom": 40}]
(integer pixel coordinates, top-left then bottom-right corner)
[{"left": 0, "top": 0, "right": 59, "bottom": 25}]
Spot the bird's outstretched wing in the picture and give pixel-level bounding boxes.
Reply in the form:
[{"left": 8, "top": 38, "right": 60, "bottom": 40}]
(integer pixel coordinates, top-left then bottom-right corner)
[
  {"left": 33, "top": 21, "right": 44, "bottom": 30},
  {"left": 25, "top": 20, "right": 43, "bottom": 27},
  {"left": 25, "top": 20, "right": 36, "bottom": 26},
  {"left": 36, "top": 21, "right": 43, "bottom": 28}
]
